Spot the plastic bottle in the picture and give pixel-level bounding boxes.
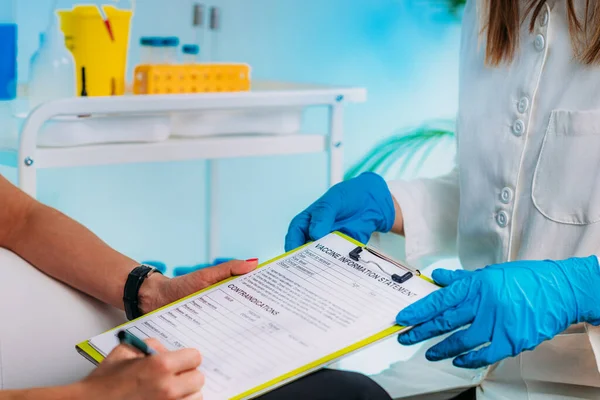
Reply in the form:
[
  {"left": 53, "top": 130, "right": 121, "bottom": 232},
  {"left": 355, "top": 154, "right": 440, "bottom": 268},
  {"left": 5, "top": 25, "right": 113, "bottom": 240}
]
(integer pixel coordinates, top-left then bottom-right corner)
[
  {"left": 193, "top": 4, "right": 205, "bottom": 59},
  {"left": 140, "top": 36, "right": 163, "bottom": 64},
  {"left": 29, "top": 16, "right": 76, "bottom": 110},
  {"left": 162, "top": 37, "right": 180, "bottom": 64},
  {"left": 182, "top": 44, "right": 200, "bottom": 63},
  {"left": 208, "top": 7, "right": 220, "bottom": 62},
  {"left": 30, "top": 33, "right": 46, "bottom": 68}
]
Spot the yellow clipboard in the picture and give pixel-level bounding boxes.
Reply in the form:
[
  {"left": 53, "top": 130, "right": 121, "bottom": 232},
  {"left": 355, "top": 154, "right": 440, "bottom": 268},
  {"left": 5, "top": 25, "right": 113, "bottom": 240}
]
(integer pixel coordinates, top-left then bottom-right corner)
[{"left": 76, "top": 232, "right": 435, "bottom": 399}]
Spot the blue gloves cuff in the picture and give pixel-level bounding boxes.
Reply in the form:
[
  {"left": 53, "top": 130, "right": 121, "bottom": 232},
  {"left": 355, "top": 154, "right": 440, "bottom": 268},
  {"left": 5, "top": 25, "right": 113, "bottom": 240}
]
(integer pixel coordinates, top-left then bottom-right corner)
[
  {"left": 553, "top": 255, "right": 600, "bottom": 325},
  {"left": 362, "top": 172, "right": 396, "bottom": 233}
]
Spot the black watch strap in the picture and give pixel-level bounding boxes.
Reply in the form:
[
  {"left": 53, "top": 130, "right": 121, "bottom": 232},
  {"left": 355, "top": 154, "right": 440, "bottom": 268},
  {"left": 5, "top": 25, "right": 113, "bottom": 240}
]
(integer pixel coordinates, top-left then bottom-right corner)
[{"left": 123, "top": 265, "right": 161, "bottom": 321}]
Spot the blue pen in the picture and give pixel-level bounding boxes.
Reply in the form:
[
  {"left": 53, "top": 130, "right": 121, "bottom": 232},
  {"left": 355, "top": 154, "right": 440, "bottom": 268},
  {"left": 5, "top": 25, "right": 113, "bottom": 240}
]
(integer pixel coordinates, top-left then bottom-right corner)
[{"left": 117, "top": 330, "right": 158, "bottom": 356}]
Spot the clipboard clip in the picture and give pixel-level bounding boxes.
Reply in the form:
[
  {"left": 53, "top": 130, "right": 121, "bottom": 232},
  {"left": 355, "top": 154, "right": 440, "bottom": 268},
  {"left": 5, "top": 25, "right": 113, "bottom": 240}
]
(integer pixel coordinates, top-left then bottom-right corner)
[{"left": 349, "top": 246, "right": 421, "bottom": 284}]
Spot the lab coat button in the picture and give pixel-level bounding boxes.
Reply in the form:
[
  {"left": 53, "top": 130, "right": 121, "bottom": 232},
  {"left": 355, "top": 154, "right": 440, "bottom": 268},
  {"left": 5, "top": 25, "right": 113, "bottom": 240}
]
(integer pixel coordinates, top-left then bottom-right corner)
[
  {"left": 512, "top": 120, "right": 525, "bottom": 136},
  {"left": 540, "top": 10, "right": 549, "bottom": 27},
  {"left": 518, "top": 97, "right": 530, "bottom": 113},
  {"left": 534, "top": 34, "right": 546, "bottom": 51},
  {"left": 500, "top": 187, "right": 514, "bottom": 204},
  {"left": 496, "top": 211, "right": 509, "bottom": 228}
]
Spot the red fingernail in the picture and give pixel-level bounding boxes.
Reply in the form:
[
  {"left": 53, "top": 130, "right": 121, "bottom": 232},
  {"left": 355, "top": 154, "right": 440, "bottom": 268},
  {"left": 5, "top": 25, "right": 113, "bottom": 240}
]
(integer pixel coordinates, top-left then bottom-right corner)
[{"left": 246, "top": 258, "right": 259, "bottom": 263}]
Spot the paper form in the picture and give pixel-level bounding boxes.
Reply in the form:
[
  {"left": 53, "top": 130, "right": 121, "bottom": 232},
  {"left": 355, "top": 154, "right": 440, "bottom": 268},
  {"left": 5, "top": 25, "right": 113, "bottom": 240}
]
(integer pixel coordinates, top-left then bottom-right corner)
[{"left": 87, "top": 233, "right": 438, "bottom": 399}]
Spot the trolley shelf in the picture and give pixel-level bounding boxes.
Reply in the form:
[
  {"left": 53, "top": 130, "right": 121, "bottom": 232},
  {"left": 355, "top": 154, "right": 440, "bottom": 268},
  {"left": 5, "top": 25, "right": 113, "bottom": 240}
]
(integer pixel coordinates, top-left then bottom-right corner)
[
  {"left": 0, "top": 134, "right": 327, "bottom": 169},
  {"left": 0, "top": 80, "right": 366, "bottom": 261}
]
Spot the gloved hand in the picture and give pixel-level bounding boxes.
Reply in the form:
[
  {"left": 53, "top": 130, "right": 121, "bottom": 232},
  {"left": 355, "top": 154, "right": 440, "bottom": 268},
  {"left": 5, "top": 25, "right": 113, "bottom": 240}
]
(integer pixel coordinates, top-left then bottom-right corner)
[
  {"left": 396, "top": 256, "right": 600, "bottom": 369},
  {"left": 285, "top": 172, "right": 395, "bottom": 252}
]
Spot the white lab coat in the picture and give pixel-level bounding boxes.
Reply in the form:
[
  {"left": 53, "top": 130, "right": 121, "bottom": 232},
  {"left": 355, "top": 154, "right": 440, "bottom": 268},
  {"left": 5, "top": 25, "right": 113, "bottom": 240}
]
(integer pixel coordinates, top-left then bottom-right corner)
[{"left": 359, "top": 0, "right": 600, "bottom": 398}]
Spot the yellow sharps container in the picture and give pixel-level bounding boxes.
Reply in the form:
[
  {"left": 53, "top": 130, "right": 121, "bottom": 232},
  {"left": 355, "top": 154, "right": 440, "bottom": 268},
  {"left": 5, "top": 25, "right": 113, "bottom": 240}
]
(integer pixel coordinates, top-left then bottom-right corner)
[{"left": 58, "top": 5, "right": 132, "bottom": 97}]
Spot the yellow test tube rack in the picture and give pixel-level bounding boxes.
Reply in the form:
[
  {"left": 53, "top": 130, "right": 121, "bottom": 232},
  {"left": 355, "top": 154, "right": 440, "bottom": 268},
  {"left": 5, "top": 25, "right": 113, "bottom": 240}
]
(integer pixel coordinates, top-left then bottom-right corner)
[{"left": 133, "top": 64, "right": 251, "bottom": 95}]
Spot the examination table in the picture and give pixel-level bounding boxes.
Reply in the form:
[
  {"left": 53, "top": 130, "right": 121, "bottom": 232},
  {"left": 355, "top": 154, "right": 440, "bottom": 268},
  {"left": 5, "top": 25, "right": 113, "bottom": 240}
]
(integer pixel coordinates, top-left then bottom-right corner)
[{"left": 0, "top": 248, "right": 125, "bottom": 389}]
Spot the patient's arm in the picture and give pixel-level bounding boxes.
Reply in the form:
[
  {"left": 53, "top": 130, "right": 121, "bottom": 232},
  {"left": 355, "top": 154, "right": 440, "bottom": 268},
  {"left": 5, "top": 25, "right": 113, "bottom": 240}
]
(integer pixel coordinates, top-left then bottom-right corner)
[
  {"left": 0, "top": 174, "right": 256, "bottom": 313},
  {"left": 0, "top": 385, "right": 77, "bottom": 400},
  {"left": 0, "top": 174, "right": 140, "bottom": 310}
]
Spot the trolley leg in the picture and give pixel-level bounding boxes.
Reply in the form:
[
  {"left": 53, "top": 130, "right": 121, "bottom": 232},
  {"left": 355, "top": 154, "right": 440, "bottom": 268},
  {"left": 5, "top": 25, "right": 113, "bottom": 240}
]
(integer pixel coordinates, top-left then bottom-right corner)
[
  {"left": 19, "top": 160, "right": 37, "bottom": 198},
  {"left": 328, "top": 103, "right": 344, "bottom": 187},
  {"left": 206, "top": 160, "right": 219, "bottom": 263}
]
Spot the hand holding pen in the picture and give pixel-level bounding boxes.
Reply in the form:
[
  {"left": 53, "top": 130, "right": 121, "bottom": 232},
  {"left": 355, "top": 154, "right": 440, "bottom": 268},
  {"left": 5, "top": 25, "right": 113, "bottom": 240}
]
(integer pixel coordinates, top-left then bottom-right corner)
[
  {"left": 118, "top": 330, "right": 158, "bottom": 355},
  {"left": 78, "top": 332, "right": 204, "bottom": 400}
]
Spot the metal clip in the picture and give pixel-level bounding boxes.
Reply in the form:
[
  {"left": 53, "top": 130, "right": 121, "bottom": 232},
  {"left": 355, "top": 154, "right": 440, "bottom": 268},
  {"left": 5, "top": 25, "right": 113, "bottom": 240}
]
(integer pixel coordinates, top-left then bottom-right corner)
[{"left": 349, "top": 246, "right": 420, "bottom": 284}]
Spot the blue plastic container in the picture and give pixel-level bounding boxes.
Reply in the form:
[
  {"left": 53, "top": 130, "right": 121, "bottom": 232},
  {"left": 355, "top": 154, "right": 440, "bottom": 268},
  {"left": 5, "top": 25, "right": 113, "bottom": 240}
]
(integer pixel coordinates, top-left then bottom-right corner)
[
  {"left": 0, "top": 0, "right": 16, "bottom": 101},
  {"left": 0, "top": 23, "right": 17, "bottom": 100},
  {"left": 182, "top": 44, "right": 200, "bottom": 55}
]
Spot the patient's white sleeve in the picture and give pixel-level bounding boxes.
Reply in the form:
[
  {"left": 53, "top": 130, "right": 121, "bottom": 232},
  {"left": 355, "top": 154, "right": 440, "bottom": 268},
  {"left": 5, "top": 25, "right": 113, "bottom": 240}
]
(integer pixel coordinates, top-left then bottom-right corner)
[{"left": 387, "top": 167, "right": 459, "bottom": 268}]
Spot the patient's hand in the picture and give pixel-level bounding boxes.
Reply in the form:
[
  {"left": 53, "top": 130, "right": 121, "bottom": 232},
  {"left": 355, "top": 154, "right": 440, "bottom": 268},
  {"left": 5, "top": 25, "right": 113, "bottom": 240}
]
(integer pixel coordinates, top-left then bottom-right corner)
[
  {"left": 138, "top": 259, "right": 259, "bottom": 314},
  {"left": 79, "top": 338, "right": 204, "bottom": 400}
]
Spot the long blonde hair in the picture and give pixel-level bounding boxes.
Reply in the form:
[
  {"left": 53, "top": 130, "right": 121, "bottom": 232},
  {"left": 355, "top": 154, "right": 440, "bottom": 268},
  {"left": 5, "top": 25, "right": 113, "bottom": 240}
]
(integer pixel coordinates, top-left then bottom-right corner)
[{"left": 484, "top": 0, "right": 600, "bottom": 66}]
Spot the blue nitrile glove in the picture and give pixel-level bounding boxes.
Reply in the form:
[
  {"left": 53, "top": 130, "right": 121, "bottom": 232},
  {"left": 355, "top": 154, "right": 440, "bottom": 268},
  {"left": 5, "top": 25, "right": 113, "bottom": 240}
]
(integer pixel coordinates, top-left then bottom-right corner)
[
  {"left": 285, "top": 172, "right": 395, "bottom": 252},
  {"left": 396, "top": 256, "right": 600, "bottom": 369}
]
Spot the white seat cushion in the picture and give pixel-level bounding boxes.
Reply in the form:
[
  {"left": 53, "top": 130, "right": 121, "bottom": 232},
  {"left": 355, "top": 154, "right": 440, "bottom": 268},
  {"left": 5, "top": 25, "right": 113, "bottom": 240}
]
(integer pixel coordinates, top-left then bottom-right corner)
[{"left": 0, "top": 248, "right": 126, "bottom": 389}]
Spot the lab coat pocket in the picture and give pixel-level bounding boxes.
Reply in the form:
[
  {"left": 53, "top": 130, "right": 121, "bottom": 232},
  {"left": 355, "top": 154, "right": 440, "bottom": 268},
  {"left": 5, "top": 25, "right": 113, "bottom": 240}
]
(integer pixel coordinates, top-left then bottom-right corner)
[{"left": 532, "top": 109, "right": 600, "bottom": 224}]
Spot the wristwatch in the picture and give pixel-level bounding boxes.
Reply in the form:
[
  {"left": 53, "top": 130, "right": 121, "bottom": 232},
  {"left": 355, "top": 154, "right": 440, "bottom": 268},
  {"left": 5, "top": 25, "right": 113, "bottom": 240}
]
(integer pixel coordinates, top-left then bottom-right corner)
[{"left": 123, "top": 265, "right": 162, "bottom": 321}]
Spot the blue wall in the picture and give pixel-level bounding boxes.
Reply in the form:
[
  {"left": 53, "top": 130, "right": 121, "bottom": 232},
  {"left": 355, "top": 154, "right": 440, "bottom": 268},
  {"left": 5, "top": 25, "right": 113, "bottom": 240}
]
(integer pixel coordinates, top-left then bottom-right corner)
[{"left": 3, "top": 0, "right": 461, "bottom": 272}]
